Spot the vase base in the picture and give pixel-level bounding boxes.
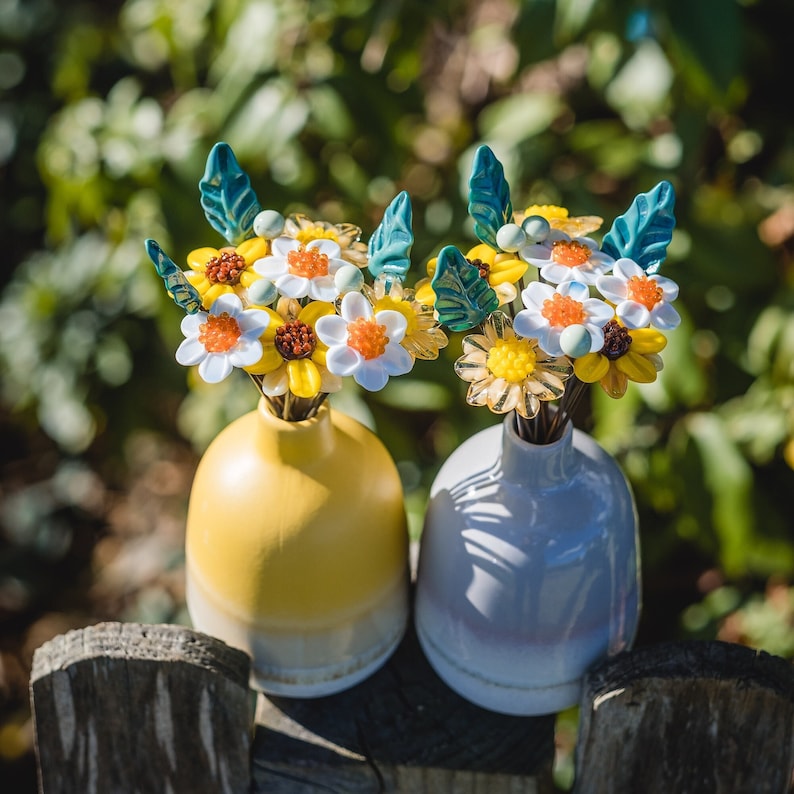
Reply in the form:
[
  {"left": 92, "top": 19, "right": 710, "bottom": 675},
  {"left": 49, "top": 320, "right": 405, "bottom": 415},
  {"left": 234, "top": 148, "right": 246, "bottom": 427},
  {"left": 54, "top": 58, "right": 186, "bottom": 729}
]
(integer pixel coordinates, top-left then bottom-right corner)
[
  {"left": 416, "top": 617, "right": 582, "bottom": 716},
  {"left": 186, "top": 566, "right": 409, "bottom": 698}
]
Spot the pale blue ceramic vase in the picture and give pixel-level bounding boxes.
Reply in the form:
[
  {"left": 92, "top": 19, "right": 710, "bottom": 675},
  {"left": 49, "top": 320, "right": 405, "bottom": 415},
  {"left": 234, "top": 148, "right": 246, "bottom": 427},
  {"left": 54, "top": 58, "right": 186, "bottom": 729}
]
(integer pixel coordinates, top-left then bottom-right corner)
[{"left": 414, "top": 414, "right": 641, "bottom": 715}]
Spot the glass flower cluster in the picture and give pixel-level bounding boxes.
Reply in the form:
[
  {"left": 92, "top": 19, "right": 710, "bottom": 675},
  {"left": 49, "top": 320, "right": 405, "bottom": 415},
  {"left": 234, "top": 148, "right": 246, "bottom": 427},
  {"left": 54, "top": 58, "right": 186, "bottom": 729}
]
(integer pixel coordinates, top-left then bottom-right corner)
[
  {"left": 147, "top": 143, "right": 679, "bottom": 440},
  {"left": 417, "top": 145, "right": 680, "bottom": 443},
  {"left": 146, "top": 143, "right": 448, "bottom": 421}
]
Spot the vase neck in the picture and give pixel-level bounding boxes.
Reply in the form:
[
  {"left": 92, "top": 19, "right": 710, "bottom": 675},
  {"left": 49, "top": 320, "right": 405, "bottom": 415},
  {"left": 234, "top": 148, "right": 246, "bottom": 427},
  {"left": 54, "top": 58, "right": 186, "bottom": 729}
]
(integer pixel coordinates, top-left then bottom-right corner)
[
  {"left": 256, "top": 398, "right": 336, "bottom": 464},
  {"left": 499, "top": 414, "right": 577, "bottom": 486}
]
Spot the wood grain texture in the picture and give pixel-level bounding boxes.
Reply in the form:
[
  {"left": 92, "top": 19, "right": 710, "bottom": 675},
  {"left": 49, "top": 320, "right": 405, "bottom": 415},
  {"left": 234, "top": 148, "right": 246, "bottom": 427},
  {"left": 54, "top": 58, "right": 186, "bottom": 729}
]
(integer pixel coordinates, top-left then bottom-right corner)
[
  {"left": 252, "top": 623, "right": 556, "bottom": 793},
  {"left": 574, "top": 640, "right": 794, "bottom": 794},
  {"left": 30, "top": 622, "right": 253, "bottom": 794}
]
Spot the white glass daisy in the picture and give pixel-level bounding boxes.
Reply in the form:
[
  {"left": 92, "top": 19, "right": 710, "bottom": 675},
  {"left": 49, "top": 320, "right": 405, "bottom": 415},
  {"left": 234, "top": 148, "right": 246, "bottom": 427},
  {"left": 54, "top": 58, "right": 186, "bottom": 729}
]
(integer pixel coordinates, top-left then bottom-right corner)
[
  {"left": 175, "top": 293, "right": 271, "bottom": 383},
  {"left": 314, "top": 291, "right": 414, "bottom": 391},
  {"left": 513, "top": 280, "right": 615, "bottom": 358},
  {"left": 596, "top": 258, "right": 681, "bottom": 330},
  {"left": 253, "top": 236, "right": 346, "bottom": 301},
  {"left": 520, "top": 230, "right": 615, "bottom": 285}
]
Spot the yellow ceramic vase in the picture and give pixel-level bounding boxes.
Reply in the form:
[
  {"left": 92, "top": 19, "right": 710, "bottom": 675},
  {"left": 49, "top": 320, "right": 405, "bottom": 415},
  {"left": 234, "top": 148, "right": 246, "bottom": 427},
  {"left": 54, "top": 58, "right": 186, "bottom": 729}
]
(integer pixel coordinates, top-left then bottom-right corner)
[{"left": 185, "top": 398, "right": 409, "bottom": 696}]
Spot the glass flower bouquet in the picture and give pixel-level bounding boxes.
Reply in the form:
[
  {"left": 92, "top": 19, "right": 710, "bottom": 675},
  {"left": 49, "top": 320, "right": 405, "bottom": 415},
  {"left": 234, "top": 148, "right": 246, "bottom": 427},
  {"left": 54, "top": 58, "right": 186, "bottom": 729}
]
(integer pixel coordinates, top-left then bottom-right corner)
[
  {"left": 145, "top": 142, "right": 448, "bottom": 423},
  {"left": 419, "top": 145, "right": 680, "bottom": 445}
]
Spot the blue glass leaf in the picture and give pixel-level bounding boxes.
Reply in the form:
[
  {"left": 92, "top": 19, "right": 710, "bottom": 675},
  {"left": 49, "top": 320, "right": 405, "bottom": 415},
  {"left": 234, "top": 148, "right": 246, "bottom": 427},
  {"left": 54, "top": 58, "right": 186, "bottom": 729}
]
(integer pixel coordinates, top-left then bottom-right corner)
[
  {"left": 199, "top": 142, "right": 261, "bottom": 246},
  {"left": 432, "top": 245, "right": 499, "bottom": 332},
  {"left": 468, "top": 145, "right": 513, "bottom": 250},
  {"left": 368, "top": 191, "right": 413, "bottom": 282},
  {"left": 145, "top": 239, "right": 202, "bottom": 314},
  {"left": 601, "top": 181, "right": 676, "bottom": 274}
]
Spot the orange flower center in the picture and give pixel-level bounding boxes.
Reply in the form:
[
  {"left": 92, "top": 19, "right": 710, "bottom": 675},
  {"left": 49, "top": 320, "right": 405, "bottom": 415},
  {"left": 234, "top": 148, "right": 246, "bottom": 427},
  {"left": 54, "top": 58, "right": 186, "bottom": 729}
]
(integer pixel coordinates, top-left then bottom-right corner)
[
  {"left": 541, "top": 293, "right": 587, "bottom": 327},
  {"left": 626, "top": 275, "right": 663, "bottom": 310},
  {"left": 347, "top": 316, "right": 388, "bottom": 360},
  {"left": 287, "top": 246, "right": 330, "bottom": 279},
  {"left": 205, "top": 250, "right": 246, "bottom": 285},
  {"left": 551, "top": 239, "right": 591, "bottom": 268},
  {"left": 198, "top": 312, "right": 241, "bottom": 353}
]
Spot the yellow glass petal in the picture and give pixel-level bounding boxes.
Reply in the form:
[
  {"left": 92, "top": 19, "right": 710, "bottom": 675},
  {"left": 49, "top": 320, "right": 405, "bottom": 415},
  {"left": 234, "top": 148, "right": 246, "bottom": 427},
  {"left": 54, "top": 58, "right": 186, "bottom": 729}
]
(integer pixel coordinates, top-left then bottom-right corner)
[
  {"left": 287, "top": 359, "right": 322, "bottom": 398},
  {"left": 298, "top": 300, "right": 336, "bottom": 325},
  {"left": 629, "top": 328, "right": 667, "bottom": 355},
  {"left": 414, "top": 281, "right": 436, "bottom": 307},
  {"left": 599, "top": 367, "right": 629, "bottom": 399},
  {"left": 489, "top": 255, "right": 528, "bottom": 285},
  {"left": 244, "top": 345, "right": 284, "bottom": 375},
  {"left": 616, "top": 352, "right": 658, "bottom": 383},
  {"left": 237, "top": 237, "right": 269, "bottom": 263},
  {"left": 466, "top": 243, "right": 497, "bottom": 265},
  {"left": 239, "top": 271, "right": 260, "bottom": 288},
  {"left": 574, "top": 353, "right": 610, "bottom": 383},
  {"left": 204, "top": 283, "right": 232, "bottom": 306},
  {"left": 187, "top": 247, "right": 219, "bottom": 270},
  {"left": 185, "top": 271, "right": 208, "bottom": 289}
]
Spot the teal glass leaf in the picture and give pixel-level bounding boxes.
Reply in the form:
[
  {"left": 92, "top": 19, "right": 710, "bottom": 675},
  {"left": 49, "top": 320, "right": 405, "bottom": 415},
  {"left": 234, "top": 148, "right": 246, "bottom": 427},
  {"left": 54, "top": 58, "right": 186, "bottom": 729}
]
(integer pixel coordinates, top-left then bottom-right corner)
[
  {"left": 601, "top": 181, "right": 676, "bottom": 274},
  {"left": 368, "top": 190, "right": 413, "bottom": 282},
  {"left": 145, "top": 239, "right": 202, "bottom": 314},
  {"left": 432, "top": 245, "right": 499, "bottom": 332},
  {"left": 199, "top": 142, "right": 261, "bottom": 246},
  {"left": 468, "top": 145, "right": 513, "bottom": 250}
]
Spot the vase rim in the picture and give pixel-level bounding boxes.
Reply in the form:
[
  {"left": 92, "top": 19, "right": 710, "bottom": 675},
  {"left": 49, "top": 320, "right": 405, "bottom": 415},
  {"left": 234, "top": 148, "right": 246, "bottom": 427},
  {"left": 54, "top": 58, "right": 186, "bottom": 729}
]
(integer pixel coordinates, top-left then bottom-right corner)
[
  {"left": 258, "top": 396, "right": 331, "bottom": 427},
  {"left": 503, "top": 412, "right": 573, "bottom": 450}
]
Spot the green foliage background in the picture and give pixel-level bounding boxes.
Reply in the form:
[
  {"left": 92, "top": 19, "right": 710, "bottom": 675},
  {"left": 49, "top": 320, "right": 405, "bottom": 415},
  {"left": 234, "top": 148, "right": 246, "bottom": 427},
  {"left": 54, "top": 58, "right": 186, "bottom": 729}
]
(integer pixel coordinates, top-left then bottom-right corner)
[{"left": 2, "top": 0, "right": 794, "bottom": 784}]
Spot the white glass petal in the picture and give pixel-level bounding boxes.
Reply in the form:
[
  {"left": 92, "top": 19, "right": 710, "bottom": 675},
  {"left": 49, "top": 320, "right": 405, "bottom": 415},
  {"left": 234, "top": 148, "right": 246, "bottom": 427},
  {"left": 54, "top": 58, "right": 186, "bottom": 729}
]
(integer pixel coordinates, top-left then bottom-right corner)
[
  {"left": 325, "top": 344, "right": 361, "bottom": 376},
  {"left": 340, "top": 291, "right": 372, "bottom": 322},
  {"left": 376, "top": 310, "right": 408, "bottom": 343},
  {"left": 381, "top": 342, "right": 413, "bottom": 376},
  {"left": 272, "top": 236, "right": 299, "bottom": 257},
  {"left": 618, "top": 301, "right": 651, "bottom": 329},
  {"left": 198, "top": 353, "right": 233, "bottom": 383},
  {"left": 308, "top": 276, "right": 340, "bottom": 303},
  {"left": 175, "top": 338, "right": 207, "bottom": 366},
  {"left": 355, "top": 361, "right": 390, "bottom": 392},
  {"left": 275, "top": 273, "right": 310, "bottom": 299},
  {"left": 314, "top": 315, "right": 349, "bottom": 346},
  {"left": 651, "top": 302, "right": 681, "bottom": 330},
  {"left": 253, "top": 257, "right": 288, "bottom": 279},
  {"left": 261, "top": 367, "right": 289, "bottom": 396}
]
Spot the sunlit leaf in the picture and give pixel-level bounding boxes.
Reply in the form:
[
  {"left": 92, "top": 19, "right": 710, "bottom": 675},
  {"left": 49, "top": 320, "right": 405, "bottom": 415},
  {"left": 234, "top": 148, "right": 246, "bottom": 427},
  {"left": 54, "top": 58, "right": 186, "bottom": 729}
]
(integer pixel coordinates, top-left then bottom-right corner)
[
  {"left": 601, "top": 181, "right": 676, "bottom": 274},
  {"left": 368, "top": 191, "right": 413, "bottom": 282},
  {"left": 145, "top": 239, "right": 202, "bottom": 314},
  {"left": 467, "top": 145, "right": 513, "bottom": 250},
  {"left": 431, "top": 245, "right": 499, "bottom": 332},
  {"left": 199, "top": 142, "right": 261, "bottom": 246}
]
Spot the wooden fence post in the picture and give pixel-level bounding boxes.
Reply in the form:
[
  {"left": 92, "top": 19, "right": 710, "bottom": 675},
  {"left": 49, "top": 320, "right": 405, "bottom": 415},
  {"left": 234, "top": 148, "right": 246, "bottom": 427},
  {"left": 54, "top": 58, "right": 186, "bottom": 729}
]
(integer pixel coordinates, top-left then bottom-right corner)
[
  {"left": 30, "top": 622, "right": 253, "bottom": 794},
  {"left": 574, "top": 640, "right": 794, "bottom": 794}
]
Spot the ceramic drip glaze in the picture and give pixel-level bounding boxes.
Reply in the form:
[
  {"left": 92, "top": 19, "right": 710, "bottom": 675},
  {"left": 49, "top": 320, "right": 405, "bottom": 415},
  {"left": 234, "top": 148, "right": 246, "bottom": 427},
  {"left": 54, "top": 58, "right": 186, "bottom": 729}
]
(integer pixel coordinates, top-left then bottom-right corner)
[
  {"left": 414, "top": 415, "right": 640, "bottom": 715},
  {"left": 185, "top": 399, "right": 409, "bottom": 696}
]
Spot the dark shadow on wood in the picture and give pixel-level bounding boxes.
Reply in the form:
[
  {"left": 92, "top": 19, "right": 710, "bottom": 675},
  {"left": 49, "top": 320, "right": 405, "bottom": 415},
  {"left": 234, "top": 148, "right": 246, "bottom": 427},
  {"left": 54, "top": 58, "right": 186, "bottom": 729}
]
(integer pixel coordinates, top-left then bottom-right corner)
[{"left": 574, "top": 640, "right": 794, "bottom": 794}]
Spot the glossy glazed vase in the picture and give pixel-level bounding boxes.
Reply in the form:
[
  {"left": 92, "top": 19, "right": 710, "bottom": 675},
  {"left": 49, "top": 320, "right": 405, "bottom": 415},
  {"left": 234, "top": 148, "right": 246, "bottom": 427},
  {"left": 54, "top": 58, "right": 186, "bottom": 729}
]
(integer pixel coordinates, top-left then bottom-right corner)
[
  {"left": 414, "top": 414, "right": 640, "bottom": 715},
  {"left": 185, "top": 398, "right": 409, "bottom": 697}
]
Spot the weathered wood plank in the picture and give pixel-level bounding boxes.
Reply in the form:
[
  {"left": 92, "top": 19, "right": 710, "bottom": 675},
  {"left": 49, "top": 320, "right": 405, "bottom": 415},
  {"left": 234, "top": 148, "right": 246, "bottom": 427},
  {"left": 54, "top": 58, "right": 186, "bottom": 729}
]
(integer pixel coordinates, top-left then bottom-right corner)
[
  {"left": 574, "top": 640, "right": 794, "bottom": 794},
  {"left": 252, "top": 623, "right": 556, "bottom": 793},
  {"left": 30, "top": 622, "right": 253, "bottom": 794}
]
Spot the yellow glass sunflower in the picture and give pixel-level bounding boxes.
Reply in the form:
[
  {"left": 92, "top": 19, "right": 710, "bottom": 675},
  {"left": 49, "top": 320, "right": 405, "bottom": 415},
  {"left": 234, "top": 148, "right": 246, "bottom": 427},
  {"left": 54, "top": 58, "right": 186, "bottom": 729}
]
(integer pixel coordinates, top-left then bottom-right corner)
[
  {"left": 515, "top": 204, "right": 603, "bottom": 237},
  {"left": 244, "top": 298, "right": 342, "bottom": 399},
  {"left": 185, "top": 237, "right": 269, "bottom": 309},
  {"left": 454, "top": 312, "right": 573, "bottom": 419},
  {"left": 283, "top": 213, "right": 368, "bottom": 268},
  {"left": 415, "top": 243, "right": 528, "bottom": 308},
  {"left": 573, "top": 320, "right": 666, "bottom": 399},
  {"left": 363, "top": 280, "right": 448, "bottom": 361}
]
